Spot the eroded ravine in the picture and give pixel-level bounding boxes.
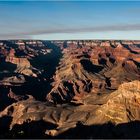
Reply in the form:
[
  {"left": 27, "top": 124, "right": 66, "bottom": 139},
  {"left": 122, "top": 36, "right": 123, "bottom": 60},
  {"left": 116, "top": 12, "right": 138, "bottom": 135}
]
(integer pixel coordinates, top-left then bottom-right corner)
[{"left": 12, "top": 41, "right": 63, "bottom": 101}]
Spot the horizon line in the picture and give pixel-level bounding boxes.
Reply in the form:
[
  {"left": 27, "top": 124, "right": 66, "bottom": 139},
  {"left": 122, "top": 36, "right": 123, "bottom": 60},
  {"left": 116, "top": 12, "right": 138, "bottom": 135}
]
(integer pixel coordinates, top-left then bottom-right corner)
[{"left": 1, "top": 38, "right": 140, "bottom": 41}]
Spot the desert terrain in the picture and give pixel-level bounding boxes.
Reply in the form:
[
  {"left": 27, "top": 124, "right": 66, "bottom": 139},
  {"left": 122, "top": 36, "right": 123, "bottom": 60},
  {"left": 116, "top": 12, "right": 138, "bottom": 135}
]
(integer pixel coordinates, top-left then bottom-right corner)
[{"left": 0, "top": 40, "right": 140, "bottom": 138}]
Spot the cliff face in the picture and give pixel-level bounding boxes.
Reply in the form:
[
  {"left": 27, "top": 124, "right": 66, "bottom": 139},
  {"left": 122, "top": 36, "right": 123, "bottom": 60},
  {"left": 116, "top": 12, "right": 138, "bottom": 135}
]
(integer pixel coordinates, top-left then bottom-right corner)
[
  {"left": 0, "top": 40, "right": 52, "bottom": 108},
  {"left": 0, "top": 81, "right": 140, "bottom": 138},
  {"left": 0, "top": 40, "right": 50, "bottom": 81},
  {"left": 46, "top": 40, "right": 140, "bottom": 103},
  {"left": 0, "top": 40, "right": 140, "bottom": 138}
]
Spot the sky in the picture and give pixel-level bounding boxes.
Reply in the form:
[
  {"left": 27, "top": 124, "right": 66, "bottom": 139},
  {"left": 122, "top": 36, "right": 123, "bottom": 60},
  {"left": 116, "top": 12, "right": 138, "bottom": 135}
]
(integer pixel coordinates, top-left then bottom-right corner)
[{"left": 0, "top": 1, "right": 140, "bottom": 40}]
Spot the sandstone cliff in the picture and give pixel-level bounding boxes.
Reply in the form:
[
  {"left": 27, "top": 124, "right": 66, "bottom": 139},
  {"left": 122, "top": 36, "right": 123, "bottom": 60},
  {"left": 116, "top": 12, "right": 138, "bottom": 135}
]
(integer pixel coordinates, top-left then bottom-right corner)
[
  {"left": 0, "top": 81, "right": 140, "bottom": 138},
  {"left": 46, "top": 41, "right": 140, "bottom": 103}
]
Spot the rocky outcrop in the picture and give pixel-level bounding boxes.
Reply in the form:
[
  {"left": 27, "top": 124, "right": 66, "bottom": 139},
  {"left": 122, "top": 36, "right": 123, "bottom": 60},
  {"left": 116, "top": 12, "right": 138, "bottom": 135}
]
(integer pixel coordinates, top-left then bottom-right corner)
[
  {"left": 85, "top": 80, "right": 140, "bottom": 125},
  {"left": 0, "top": 81, "right": 140, "bottom": 138},
  {"left": 8, "top": 88, "right": 28, "bottom": 101},
  {"left": 0, "top": 75, "right": 26, "bottom": 86},
  {"left": 46, "top": 40, "right": 140, "bottom": 103},
  {"left": 6, "top": 56, "right": 30, "bottom": 68},
  {"left": 5, "top": 48, "right": 37, "bottom": 77},
  {"left": 0, "top": 40, "right": 140, "bottom": 138}
]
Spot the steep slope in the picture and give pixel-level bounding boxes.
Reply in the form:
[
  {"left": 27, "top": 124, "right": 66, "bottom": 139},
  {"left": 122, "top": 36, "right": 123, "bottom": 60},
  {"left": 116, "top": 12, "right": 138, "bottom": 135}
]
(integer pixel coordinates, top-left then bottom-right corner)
[
  {"left": 0, "top": 40, "right": 140, "bottom": 138},
  {"left": 0, "top": 81, "right": 140, "bottom": 138},
  {"left": 46, "top": 40, "right": 140, "bottom": 103}
]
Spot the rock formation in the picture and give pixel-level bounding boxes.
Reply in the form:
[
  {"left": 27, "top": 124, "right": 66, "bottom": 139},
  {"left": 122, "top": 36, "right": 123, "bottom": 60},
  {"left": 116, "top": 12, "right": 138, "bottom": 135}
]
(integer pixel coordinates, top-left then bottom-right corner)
[
  {"left": 0, "top": 81, "right": 140, "bottom": 138},
  {"left": 46, "top": 40, "right": 140, "bottom": 103},
  {"left": 0, "top": 40, "right": 140, "bottom": 138}
]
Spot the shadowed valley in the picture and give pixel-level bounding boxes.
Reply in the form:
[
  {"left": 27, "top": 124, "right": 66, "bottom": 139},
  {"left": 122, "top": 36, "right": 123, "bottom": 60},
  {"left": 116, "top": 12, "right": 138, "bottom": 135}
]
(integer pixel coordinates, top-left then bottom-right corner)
[{"left": 0, "top": 40, "right": 140, "bottom": 138}]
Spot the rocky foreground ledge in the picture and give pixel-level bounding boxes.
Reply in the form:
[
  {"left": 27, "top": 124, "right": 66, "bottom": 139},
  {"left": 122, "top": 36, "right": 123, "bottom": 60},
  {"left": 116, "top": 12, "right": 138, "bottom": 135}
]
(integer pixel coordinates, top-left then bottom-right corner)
[{"left": 0, "top": 80, "right": 140, "bottom": 138}]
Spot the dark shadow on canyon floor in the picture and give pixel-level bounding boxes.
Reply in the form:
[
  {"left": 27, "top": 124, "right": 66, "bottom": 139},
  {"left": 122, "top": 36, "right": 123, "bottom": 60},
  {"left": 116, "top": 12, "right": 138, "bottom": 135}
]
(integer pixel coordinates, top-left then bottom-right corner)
[
  {"left": 8, "top": 41, "right": 63, "bottom": 101},
  {"left": 55, "top": 121, "right": 140, "bottom": 139},
  {"left": 1, "top": 119, "right": 140, "bottom": 139},
  {"left": 80, "top": 59, "right": 104, "bottom": 73}
]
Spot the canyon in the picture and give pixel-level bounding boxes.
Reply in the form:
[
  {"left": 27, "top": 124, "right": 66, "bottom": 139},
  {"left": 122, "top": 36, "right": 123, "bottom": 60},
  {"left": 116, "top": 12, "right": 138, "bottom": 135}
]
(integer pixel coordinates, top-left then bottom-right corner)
[{"left": 0, "top": 40, "right": 140, "bottom": 138}]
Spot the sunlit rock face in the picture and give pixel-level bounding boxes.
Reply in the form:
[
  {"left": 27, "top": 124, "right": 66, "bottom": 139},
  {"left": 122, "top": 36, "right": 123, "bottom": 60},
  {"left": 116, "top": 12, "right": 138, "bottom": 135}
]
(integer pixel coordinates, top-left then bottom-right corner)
[
  {"left": 0, "top": 40, "right": 52, "bottom": 110},
  {"left": 0, "top": 40, "right": 140, "bottom": 138},
  {"left": 46, "top": 40, "right": 140, "bottom": 103},
  {"left": 0, "top": 81, "right": 140, "bottom": 138},
  {"left": 0, "top": 41, "right": 40, "bottom": 87}
]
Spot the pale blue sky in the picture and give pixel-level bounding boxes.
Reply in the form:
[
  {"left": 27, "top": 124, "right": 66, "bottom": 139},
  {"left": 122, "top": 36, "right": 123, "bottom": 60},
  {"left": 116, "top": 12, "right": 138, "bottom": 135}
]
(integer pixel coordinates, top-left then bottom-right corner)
[{"left": 0, "top": 1, "right": 140, "bottom": 40}]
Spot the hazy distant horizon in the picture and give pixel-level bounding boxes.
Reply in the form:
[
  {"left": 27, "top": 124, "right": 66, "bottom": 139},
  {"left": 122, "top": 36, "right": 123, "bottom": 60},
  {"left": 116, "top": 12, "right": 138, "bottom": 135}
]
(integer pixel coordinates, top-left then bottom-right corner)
[
  {"left": 1, "top": 38, "right": 140, "bottom": 41},
  {"left": 0, "top": 1, "right": 140, "bottom": 40}
]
